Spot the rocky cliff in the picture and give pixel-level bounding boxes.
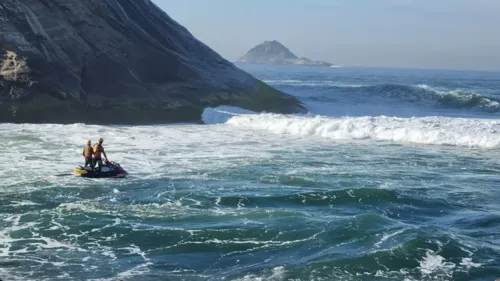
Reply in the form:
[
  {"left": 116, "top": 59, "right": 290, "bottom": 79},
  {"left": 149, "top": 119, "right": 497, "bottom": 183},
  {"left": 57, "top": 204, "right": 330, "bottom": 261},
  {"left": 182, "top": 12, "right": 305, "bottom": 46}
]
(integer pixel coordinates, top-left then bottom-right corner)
[
  {"left": 237, "top": 40, "right": 333, "bottom": 67},
  {"left": 0, "top": 1, "right": 305, "bottom": 124}
]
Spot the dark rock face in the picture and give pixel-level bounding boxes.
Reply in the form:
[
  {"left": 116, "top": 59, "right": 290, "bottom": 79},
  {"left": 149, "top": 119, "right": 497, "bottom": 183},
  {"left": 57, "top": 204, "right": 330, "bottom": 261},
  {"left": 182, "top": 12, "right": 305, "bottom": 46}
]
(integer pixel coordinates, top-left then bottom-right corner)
[
  {"left": 237, "top": 40, "right": 333, "bottom": 67},
  {"left": 0, "top": 0, "right": 305, "bottom": 124}
]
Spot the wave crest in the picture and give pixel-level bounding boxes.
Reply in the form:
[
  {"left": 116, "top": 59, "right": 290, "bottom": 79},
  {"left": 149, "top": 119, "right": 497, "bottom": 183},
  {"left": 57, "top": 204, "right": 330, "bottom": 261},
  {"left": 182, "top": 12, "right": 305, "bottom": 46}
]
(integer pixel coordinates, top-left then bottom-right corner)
[
  {"left": 221, "top": 112, "right": 500, "bottom": 148},
  {"left": 349, "top": 84, "right": 500, "bottom": 112},
  {"left": 269, "top": 80, "right": 500, "bottom": 112}
]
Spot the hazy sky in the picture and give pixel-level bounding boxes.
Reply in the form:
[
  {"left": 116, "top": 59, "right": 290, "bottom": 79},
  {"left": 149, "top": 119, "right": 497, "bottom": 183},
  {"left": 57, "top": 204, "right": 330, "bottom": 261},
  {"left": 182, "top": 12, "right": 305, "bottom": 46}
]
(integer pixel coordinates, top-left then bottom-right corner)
[{"left": 152, "top": 0, "right": 500, "bottom": 71}]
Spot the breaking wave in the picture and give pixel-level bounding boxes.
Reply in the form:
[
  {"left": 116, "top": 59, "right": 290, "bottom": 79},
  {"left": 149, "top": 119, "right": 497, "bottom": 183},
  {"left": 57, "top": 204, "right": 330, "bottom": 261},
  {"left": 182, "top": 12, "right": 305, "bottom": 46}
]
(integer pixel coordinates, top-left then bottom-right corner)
[
  {"left": 330, "top": 84, "right": 500, "bottom": 112},
  {"left": 202, "top": 106, "right": 500, "bottom": 148}
]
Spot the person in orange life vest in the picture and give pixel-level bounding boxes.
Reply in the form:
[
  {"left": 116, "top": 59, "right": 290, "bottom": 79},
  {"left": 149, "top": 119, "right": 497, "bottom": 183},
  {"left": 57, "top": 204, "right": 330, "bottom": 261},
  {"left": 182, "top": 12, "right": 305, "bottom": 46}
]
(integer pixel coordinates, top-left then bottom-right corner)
[
  {"left": 82, "top": 140, "right": 94, "bottom": 168},
  {"left": 93, "top": 137, "right": 108, "bottom": 171}
]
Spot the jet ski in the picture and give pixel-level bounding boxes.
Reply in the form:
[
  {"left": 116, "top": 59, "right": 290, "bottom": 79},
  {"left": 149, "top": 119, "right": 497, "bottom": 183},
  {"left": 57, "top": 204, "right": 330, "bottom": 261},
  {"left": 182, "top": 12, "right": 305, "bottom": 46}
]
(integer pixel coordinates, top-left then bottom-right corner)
[{"left": 73, "top": 161, "right": 128, "bottom": 178}]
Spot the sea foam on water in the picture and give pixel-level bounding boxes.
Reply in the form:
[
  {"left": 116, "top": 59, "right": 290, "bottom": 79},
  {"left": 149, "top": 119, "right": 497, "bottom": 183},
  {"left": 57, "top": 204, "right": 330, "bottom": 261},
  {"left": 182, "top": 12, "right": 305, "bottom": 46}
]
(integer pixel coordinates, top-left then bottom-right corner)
[{"left": 202, "top": 106, "right": 500, "bottom": 148}]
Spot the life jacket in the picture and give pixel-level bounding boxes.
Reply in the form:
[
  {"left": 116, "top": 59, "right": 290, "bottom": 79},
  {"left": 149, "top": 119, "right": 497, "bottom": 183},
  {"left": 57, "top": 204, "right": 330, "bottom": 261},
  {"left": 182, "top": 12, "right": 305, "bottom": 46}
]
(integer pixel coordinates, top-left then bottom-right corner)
[
  {"left": 93, "top": 144, "right": 103, "bottom": 158},
  {"left": 83, "top": 145, "right": 93, "bottom": 158}
]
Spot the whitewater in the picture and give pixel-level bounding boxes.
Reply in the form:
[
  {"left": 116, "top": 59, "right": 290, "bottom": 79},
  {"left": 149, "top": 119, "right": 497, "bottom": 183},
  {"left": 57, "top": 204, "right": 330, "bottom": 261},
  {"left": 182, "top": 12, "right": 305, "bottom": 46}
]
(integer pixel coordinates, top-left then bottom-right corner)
[{"left": 1, "top": 64, "right": 500, "bottom": 280}]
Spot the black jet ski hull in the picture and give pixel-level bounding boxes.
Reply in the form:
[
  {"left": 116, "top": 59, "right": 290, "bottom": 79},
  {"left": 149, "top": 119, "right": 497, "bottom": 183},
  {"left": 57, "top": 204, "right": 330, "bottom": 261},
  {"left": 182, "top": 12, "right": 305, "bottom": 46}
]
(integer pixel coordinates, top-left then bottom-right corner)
[{"left": 73, "top": 162, "right": 128, "bottom": 178}]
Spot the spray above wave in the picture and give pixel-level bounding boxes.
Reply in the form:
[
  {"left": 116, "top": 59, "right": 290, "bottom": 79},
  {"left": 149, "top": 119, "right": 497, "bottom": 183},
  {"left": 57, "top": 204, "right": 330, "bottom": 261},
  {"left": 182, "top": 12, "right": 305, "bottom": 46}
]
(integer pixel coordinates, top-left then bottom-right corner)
[
  {"left": 202, "top": 107, "right": 500, "bottom": 148},
  {"left": 266, "top": 80, "right": 500, "bottom": 113}
]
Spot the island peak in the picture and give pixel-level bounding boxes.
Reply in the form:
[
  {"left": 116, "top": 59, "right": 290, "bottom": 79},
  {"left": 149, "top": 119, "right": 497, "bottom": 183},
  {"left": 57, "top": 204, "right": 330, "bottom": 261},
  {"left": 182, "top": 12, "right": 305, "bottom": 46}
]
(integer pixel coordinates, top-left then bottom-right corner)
[{"left": 236, "top": 40, "right": 334, "bottom": 67}]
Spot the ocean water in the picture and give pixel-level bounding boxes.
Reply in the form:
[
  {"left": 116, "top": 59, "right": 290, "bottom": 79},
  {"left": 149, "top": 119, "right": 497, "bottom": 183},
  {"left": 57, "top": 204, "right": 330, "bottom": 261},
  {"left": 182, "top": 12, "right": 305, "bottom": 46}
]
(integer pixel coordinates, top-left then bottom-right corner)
[{"left": 1, "top": 64, "right": 500, "bottom": 281}]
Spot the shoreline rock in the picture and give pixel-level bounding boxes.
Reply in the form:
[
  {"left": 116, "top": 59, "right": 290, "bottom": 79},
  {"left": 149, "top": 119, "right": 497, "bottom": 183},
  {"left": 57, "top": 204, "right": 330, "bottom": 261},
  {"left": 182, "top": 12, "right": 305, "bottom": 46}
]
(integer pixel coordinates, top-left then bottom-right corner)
[{"left": 0, "top": 1, "right": 305, "bottom": 124}]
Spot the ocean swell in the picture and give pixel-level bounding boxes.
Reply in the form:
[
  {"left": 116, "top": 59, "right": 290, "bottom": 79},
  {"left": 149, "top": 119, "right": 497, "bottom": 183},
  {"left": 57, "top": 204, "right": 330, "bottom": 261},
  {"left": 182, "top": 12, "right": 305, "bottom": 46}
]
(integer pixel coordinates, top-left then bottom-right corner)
[
  {"left": 267, "top": 80, "right": 500, "bottom": 113},
  {"left": 334, "top": 84, "right": 500, "bottom": 112}
]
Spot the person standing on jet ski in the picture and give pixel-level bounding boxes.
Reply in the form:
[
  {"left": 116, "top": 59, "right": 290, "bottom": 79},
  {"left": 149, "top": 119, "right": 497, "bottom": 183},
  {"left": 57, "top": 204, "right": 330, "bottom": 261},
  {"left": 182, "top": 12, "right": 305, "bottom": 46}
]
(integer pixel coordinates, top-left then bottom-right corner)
[
  {"left": 93, "top": 137, "right": 108, "bottom": 172},
  {"left": 82, "top": 140, "right": 94, "bottom": 168}
]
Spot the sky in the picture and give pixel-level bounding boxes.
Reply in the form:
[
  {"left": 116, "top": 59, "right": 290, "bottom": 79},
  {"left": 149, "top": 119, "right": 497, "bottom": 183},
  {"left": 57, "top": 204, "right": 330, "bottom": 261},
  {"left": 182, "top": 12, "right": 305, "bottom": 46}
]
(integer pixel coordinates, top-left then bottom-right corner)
[{"left": 152, "top": 0, "right": 500, "bottom": 71}]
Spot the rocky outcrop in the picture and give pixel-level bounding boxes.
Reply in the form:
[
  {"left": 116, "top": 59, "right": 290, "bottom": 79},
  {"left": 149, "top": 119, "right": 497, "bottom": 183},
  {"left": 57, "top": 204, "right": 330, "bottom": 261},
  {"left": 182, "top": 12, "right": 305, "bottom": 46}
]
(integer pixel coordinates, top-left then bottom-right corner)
[
  {"left": 293, "top": 57, "right": 333, "bottom": 67},
  {"left": 238, "top": 40, "right": 298, "bottom": 64},
  {"left": 0, "top": 1, "right": 305, "bottom": 124},
  {"left": 236, "top": 40, "right": 334, "bottom": 67}
]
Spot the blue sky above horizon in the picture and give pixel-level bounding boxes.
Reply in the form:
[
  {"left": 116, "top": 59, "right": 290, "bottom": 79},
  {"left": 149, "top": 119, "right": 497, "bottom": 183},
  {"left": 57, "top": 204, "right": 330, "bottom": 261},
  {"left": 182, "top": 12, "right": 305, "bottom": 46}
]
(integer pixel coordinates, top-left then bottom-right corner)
[{"left": 152, "top": 0, "right": 500, "bottom": 71}]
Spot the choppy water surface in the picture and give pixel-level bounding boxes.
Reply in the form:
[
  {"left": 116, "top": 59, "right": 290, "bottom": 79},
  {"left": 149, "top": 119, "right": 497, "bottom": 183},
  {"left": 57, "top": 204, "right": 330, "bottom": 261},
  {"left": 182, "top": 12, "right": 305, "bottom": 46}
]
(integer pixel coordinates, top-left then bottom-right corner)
[{"left": 1, "top": 65, "right": 500, "bottom": 280}]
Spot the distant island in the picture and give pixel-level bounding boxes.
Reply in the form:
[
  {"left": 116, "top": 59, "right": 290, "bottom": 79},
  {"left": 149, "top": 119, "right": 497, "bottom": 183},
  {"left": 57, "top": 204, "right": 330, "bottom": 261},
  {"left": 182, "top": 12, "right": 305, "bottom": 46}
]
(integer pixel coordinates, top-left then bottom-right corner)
[{"left": 236, "top": 40, "right": 335, "bottom": 67}]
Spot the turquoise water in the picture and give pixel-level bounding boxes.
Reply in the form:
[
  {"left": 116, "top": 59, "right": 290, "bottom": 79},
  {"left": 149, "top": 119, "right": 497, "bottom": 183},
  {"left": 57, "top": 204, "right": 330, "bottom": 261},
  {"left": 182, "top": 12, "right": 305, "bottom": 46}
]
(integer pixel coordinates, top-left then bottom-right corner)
[{"left": 1, "top": 65, "right": 500, "bottom": 280}]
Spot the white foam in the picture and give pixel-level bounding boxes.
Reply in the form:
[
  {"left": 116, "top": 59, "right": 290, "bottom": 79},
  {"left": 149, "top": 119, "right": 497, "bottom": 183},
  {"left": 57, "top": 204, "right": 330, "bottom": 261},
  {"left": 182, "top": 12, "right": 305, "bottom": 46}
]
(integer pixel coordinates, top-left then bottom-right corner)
[
  {"left": 119, "top": 244, "right": 149, "bottom": 261},
  {"left": 232, "top": 266, "right": 286, "bottom": 281},
  {"left": 459, "top": 257, "right": 482, "bottom": 269},
  {"left": 374, "top": 228, "right": 406, "bottom": 248},
  {"left": 6, "top": 200, "right": 42, "bottom": 207},
  {"left": 0, "top": 117, "right": 282, "bottom": 190},
  {"left": 222, "top": 113, "right": 500, "bottom": 148},
  {"left": 416, "top": 84, "right": 433, "bottom": 90},
  {"left": 419, "top": 250, "right": 456, "bottom": 276},
  {"left": 5, "top": 105, "right": 495, "bottom": 195},
  {"left": 0, "top": 113, "right": 493, "bottom": 281}
]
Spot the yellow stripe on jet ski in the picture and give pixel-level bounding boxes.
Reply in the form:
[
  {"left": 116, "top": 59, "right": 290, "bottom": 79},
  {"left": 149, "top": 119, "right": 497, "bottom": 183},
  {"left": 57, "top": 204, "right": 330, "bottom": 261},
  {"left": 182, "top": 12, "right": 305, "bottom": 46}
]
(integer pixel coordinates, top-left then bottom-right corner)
[{"left": 73, "top": 168, "right": 89, "bottom": 176}]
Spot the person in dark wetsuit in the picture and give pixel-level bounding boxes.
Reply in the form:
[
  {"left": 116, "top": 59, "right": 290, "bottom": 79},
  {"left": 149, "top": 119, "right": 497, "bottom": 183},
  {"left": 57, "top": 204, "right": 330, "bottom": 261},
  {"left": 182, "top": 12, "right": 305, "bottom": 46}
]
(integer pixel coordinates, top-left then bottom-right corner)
[
  {"left": 93, "top": 137, "right": 108, "bottom": 172},
  {"left": 82, "top": 140, "right": 94, "bottom": 168}
]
